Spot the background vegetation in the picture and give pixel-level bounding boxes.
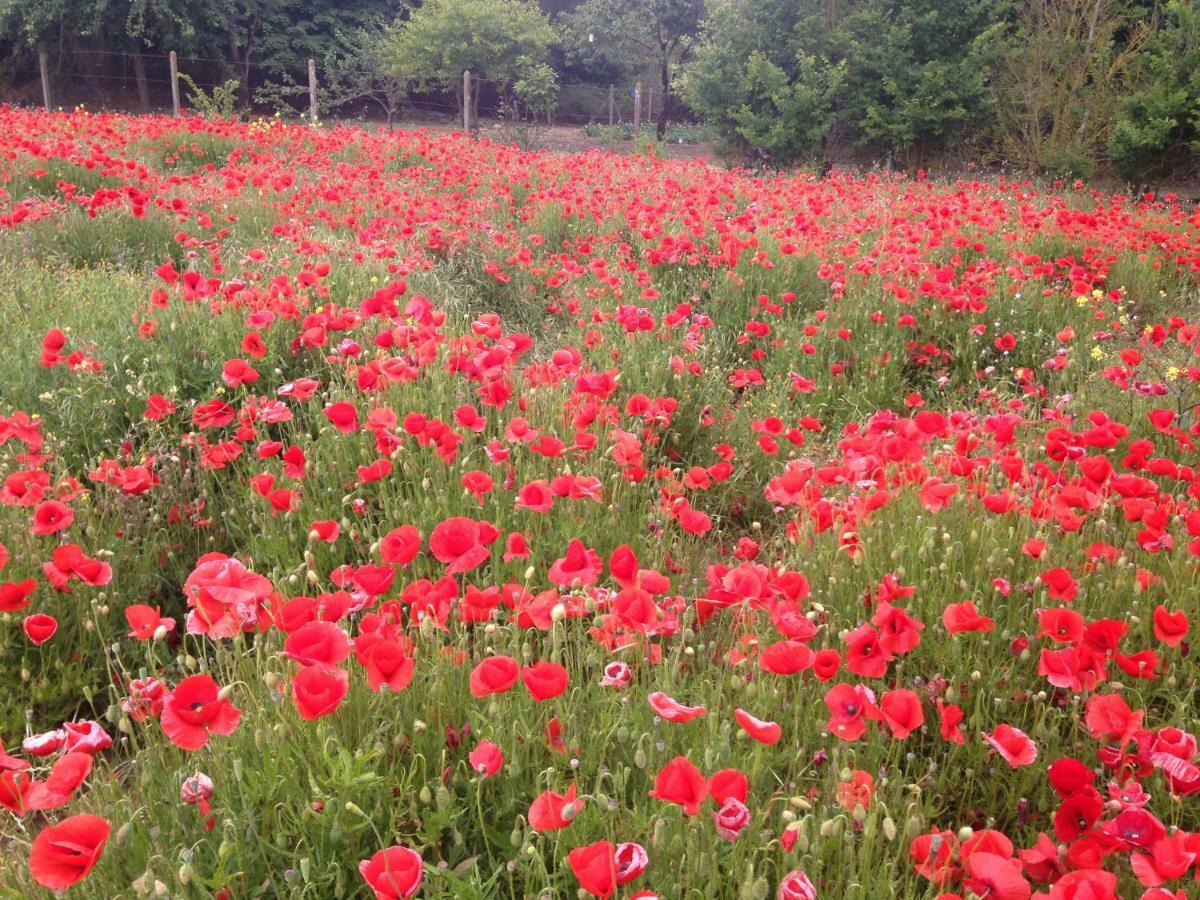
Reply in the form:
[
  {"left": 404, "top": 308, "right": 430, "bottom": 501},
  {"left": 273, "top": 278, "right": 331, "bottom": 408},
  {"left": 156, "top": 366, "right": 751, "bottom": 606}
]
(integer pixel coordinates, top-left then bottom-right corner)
[{"left": 1, "top": 0, "right": 1199, "bottom": 179}]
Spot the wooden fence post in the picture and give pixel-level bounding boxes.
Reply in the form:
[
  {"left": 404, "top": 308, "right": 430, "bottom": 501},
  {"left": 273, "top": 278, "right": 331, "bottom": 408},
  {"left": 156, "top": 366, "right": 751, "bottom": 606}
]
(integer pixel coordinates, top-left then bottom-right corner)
[
  {"left": 38, "top": 49, "right": 51, "bottom": 111},
  {"left": 463, "top": 70, "right": 471, "bottom": 132},
  {"left": 646, "top": 87, "right": 654, "bottom": 125},
  {"left": 169, "top": 51, "right": 180, "bottom": 117},
  {"left": 308, "top": 58, "right": 318, "bottom": 123},
  {"left": 608, "top": 84, "right": 614, "bottom": 125},
  {"left": 632, "top": 81, "right": 641, "bottom": 132}
]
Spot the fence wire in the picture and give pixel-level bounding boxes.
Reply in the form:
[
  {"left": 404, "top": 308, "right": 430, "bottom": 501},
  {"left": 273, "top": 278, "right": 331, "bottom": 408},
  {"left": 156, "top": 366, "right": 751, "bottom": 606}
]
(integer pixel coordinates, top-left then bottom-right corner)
[{"left": 2, "top": 47, "right": 697, "bottom": 130}]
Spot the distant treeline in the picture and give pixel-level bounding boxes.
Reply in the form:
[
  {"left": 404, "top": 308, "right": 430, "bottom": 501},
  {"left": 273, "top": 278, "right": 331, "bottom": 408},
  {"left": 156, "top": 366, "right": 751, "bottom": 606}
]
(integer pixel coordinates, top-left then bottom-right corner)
[{"left": 2, "top": 0, "right": 1197, "bottom": 180}]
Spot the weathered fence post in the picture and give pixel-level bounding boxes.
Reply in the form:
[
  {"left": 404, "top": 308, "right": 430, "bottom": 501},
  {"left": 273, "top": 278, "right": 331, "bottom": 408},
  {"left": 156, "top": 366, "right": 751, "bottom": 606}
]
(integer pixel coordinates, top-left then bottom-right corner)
[
  {"left": 632, "top": 81, "right": 641, "bottom": 132},
  {"left": 463, "top": 70, "right": 471, "bottom": 132},
  {"left": 169, "top": 51, "right": 180, "bottom": 117},
  {"left": 308, "top": 58, "right": 318, "bottom": 123},
  {"left": 646, "top": 87, "right": 654, "bottom": 125},
  {"left": 38, "top": 49, "right": 51, "bottom": 111},
  {"left": 608, "top": 84, "right": 615, "bottom": 125}
]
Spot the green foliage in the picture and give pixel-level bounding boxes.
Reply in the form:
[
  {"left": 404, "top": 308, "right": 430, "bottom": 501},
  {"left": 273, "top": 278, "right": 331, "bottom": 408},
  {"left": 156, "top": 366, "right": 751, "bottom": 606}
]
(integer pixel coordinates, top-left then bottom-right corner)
[
  {"left": 979, "top": 0, "right": 1148, "bottom": 178},
  {"left": 561, "top": 0, "right": 704, "bottom": 138},
  {"left": 687, "top": 0, "right": 1005, "bottom": 165},
  {"left": 687, "top": 35, "right": 842, "bottom": 165},
  {"left": 512, "top": 61, "right": 559, "bottom": 122},
  {"left": 1108, "top": 0, "right": 1200, "bottom": 181},
  {"left": 381, "top": 0, "right": 556, "bottom": 95},
  {"left": 177, "top": 72, "right": 242, "bottom": 118}
]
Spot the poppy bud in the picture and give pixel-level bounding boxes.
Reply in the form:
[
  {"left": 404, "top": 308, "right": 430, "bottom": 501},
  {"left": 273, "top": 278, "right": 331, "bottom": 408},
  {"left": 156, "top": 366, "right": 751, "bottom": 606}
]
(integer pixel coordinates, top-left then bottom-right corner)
[
  {"left": 652, "top": 817, "right": 668, "bottom": 848},
  {"left": 903, "top": 812, "right": 923, "bottom": 839},
  {"left": 217, "top": 684, "right": 236, "bottom": 702},
  {"left": 883, "top": 816, "right": 897, "bottom": 841}
]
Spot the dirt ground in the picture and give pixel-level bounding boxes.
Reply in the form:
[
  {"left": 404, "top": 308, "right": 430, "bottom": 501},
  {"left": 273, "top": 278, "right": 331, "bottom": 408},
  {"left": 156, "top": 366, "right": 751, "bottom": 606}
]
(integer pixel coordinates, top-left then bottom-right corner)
[{"left": 404, "top": 117, "right": 716, "bottom": 161}]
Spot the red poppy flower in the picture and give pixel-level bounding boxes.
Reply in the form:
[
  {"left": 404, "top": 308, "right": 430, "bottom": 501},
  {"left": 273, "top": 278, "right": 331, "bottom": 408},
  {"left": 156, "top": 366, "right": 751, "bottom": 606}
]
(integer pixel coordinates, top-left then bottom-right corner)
[
  {"left": 1152, "top": 605, "right": 1188, "bottom": 647},
  {"left": 1084, "top": 693, "right": 1143, "bottom": 743},
  {"left": 734, "top": 707, "right": 782, "bottom": 744},
  {"left": 63, "top": 720, "right": 111, "bottom": 755},
  {"left": 359, "top": 640, "right": 415, "bottom": 693},
  {"left": 708, "top": 768, "right": 749, "bottom": 805},
  {"left": 1040, "top": 568, "right": 1079, "bottom": 602},
  {"left": 23, "top": 613, "right": 57, "bottom": 645},
  {"left": 824, "top": 683, "right": 876, "bottom": 741},
  {"left": 359, "top": 845, "right": 423, "bottom": 899},
  {"left": 874, "top": 689, "right": 925, "bottom": 739},
  {"left": 284, "top": 621, "right": 351, "bottom": 667},
  {"left": 160, "top": 675, "right": 241, "bottom": 751},
  {"left": 0, "top": 579, "right": 36, "bottom": 612},
  {"left": 25, "top": 752, "right": 93, "bottom": 812},
  {"left": 647, "top": 691, "right": 707, "bottom": 723},
  {"left": 469, "top": 655, "right": 519, "bottom": 697},
  {"left": 981, "top": 724, "right": 1038, "bottom": 768},
  {"left": 812, "top": 648, "right": 841, "bottom": 681},
  {"left": 547, "top": 539, "right": 603, "bottom": 587},
  {"left": 125, "top": 604, "right": 175, "bottom": 640},
  {"left": 777, "top": 869, "right": 818, "bottom": 900},
  {"left": 648, "top": 755, "right": 707, "bottom": 815},
  {"left": 759, "top": 639, "right": 815, "bottom": 675},
  {"left": 183, "top": 553, "right": 273, "bottom": 639},
  {"left": 567, "top": 840, "right": 617, "bottom": 898},
  {"left": 468, "top": 740, "right": 503, "bottom": 777},
  {"left": 31, "top": 500, "right": 74, "bottom": 535},
  {"left": 429, "top": 517, "right": 491, "bottom": 575},
  {"left": 529, "top": 783, "right": 583, "bottom": 831},
  {"left": 29, "top": 813, "right": 110, "bottom": 890},
  {"left": 291, "top": 666, "right": 349, "bottom": 720},
  {"left": 323, "top": 401, "right": 359, "bottom": 433},
  {"left": 943, "top": 600, "right": 993, "bottom": 634},
  {"left": 844, "top": 624, "right": 893, "bottom": 678},
  {"left": 521, "top": 660, "right": 569, "bottom": 702},
  {"left": 963, "top": 852, "right": 1030, "bottom": 900},
  {"left": 379, "top": 525, "right": 421, "bottom": 566}
]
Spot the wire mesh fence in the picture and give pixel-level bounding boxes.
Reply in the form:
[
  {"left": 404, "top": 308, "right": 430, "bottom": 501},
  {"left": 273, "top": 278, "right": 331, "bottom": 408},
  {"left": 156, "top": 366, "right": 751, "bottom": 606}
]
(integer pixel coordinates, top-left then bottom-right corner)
[{"left": 1, "top": 46, "right": 698, "bottom": 132}]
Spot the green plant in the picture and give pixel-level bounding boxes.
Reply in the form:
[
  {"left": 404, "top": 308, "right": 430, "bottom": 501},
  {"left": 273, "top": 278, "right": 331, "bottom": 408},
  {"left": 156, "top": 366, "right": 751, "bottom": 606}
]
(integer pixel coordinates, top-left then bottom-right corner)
[
  {"left": 177, "top": 73, "right": 242, "bottom": 119},
  {"left": 1107, "top": 0, "right": 1200, "bottom": 182},
  {"left": 381, "top": 0, "right": 556, "bottom": 129}
]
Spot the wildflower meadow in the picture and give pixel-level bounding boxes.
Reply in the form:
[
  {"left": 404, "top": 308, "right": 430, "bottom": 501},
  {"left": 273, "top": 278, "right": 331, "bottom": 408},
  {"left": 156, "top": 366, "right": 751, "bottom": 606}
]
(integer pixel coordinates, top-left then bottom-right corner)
[{"left": 0, "top": 107, "right": 1198, "bottom": 899}]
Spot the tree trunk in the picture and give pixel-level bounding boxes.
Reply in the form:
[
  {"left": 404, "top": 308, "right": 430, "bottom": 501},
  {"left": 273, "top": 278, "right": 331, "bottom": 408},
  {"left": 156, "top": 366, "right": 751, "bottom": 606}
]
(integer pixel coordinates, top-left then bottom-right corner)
[
  {"left": 132, "top": 50, "right": 151, "bottom": 111},
  {"left": 65, "top": 35, "right": 105, "bottom": 106},
  {"left": 657, "top": 54, "right": 670, "bottom": 140}
]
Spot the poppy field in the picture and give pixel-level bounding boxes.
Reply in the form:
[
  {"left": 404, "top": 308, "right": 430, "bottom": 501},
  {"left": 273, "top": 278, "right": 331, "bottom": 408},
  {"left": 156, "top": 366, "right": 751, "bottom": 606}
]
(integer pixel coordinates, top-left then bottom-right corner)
[{"left": 1, "top": 107, "right": 1200, "bottom": 900}]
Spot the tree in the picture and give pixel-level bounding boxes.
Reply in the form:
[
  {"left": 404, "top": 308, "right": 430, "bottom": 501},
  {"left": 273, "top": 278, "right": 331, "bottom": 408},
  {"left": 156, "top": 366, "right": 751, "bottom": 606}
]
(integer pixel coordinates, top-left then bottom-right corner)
[
  {"left": 1107, "top": 0, "right": 1200, "bottom": 181},
  {"left": 685, "top": 0, "right": 842, "bottom": 165},
  {"left": 980, "top": 0, "right": 1150, "bottom": 177},
  {"left": 835, "top": 0, "right": 1008, "bottom": 164},
  {"left": 381, "top": 0, "right": 556, "bottom": 127},
  {"left": 561, "top": 0, "right": 704, "bottom": 139},
  {"left": 686, "top": 0, "right": 1007, "bottom": 167}
]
